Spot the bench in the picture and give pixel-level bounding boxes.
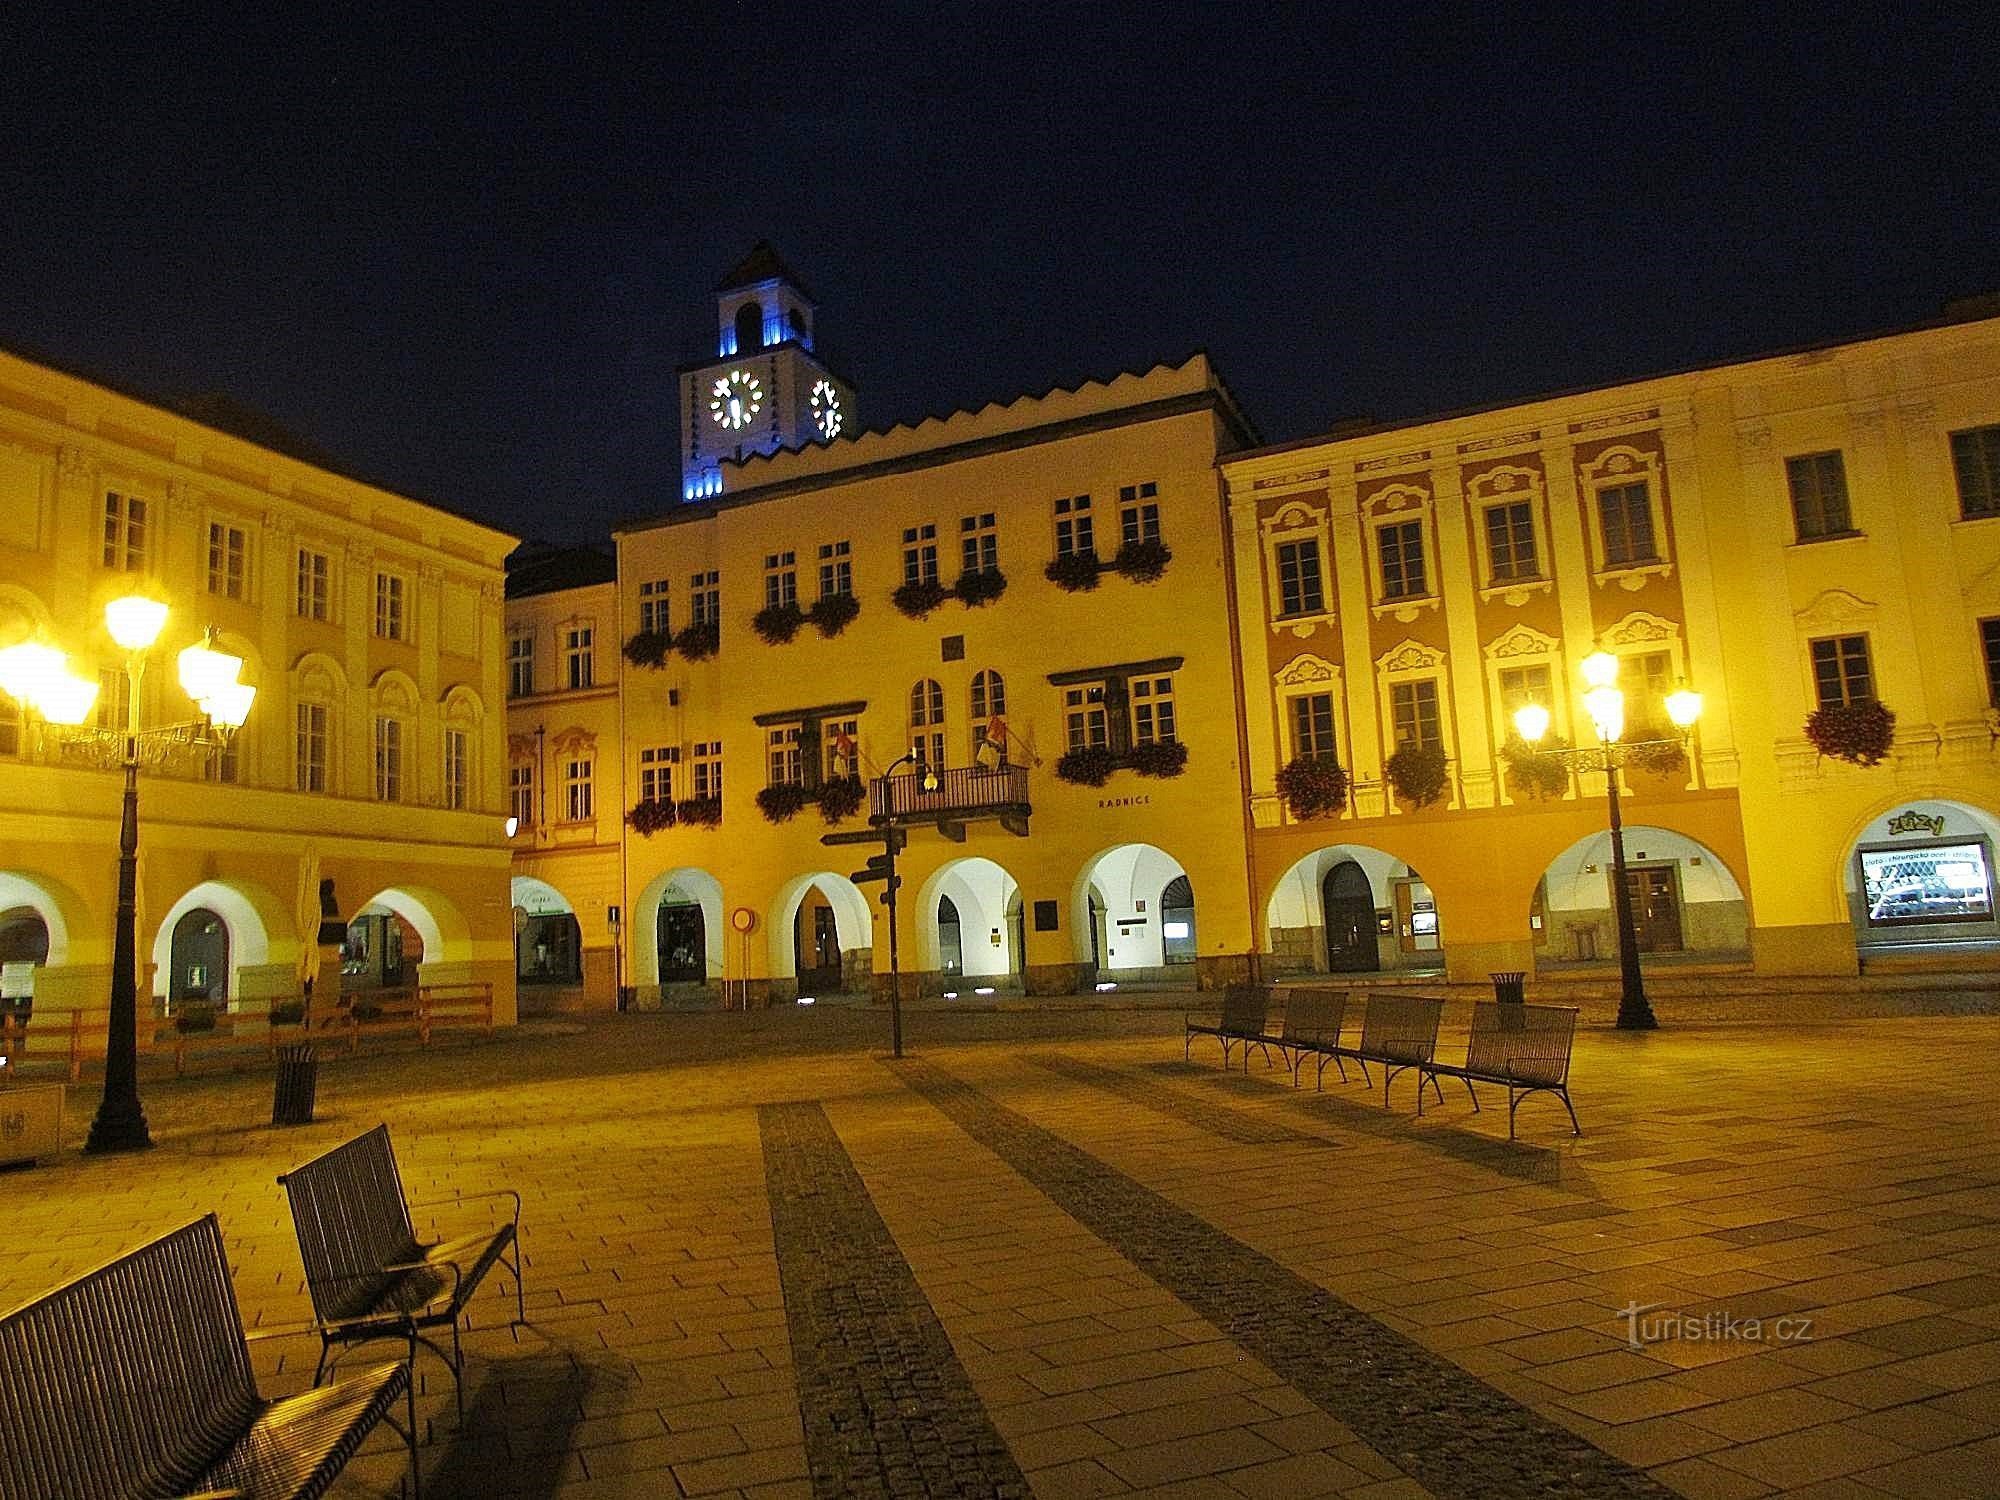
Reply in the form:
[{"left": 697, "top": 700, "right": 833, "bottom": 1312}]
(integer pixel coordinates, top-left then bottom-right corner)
[
  {"left": 279, "top": 1124, "right": 524, "bottom": 1419},
  {"left": 1326, "top": 992, "right": 1446, "bottom": 1109},
  {"left": 1184, "top": 984, "right": 1272, "bottom": 1070},
  {"left": 0, "top": 1213, "right": 417, "bottom": 1500},
  {"left": 1418, "top": 1000, "right": 1582, "bottom": 1139},
  {"left": 1250, "top": 988, "right": 1350, "bottom": 1089}
]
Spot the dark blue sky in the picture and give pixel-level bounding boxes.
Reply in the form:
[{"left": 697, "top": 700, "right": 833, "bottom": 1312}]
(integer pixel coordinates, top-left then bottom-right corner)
[{"left": 2, "top": 5, "right": 1992, "bottom": 544}]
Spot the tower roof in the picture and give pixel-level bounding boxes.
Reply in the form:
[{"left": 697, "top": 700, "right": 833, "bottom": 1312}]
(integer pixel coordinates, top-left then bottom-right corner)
[{"left": 714, "top": 241, "right": 813, "bottom": 301}]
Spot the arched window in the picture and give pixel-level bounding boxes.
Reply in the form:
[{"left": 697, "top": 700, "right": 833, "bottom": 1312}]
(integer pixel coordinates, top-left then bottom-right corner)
[
  {"left": 1161, "top": 875, "right": 1196, "bottom": 964},
  {"left": 910, "top": 678, "right": 946, "bottom": 769},
  {"left": 734, "top": 302, "right": 763, "bottom": 354},
  {"left": 970, "top": 670, "right": 1007, "bottom": 764}
]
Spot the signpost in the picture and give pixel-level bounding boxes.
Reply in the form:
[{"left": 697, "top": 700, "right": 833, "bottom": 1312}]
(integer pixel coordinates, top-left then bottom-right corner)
[{"left": 826, "top": 823, "right": 909, "bottom": 1057}]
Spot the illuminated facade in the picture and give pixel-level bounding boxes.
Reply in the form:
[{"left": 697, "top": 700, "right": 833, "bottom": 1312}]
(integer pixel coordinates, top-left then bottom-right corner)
[{"left": 0, "top": 347, "right": 520, "bottom": 1032}]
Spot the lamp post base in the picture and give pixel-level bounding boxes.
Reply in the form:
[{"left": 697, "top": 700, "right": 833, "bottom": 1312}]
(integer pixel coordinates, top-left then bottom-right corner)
[
  {"left": 84, "top": 1097, "right": 153, "bottom": 1154},
  {"left": 1613, "top": 996, "right": 1659, "bottom": 1031}
]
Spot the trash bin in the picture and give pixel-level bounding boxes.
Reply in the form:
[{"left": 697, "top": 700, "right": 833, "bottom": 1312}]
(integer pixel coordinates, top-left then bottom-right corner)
[
  {"left": 1490, "top": 971, "right": 1526, "bottom": 1005},
  {"left": 272, "top": 1043, "right": 318, "bottom": 1126}
]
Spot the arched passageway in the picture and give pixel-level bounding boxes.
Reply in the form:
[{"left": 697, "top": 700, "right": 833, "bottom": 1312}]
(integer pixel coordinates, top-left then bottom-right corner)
[
  {"left": 168, "top": 909, "right": 229, "bottom": 1005},
  {"left": 916, "top": 857, "right": 1025, "bottom": 992},
  {"left": 1265, "top": 846, "right": 1442, "bottom": 976},
  {"left": 511, "top": 876, "right": 581, "bottom": 988},
  {"left": 632, "top": 867, "right": 726, "bottom": 1000},
  {"left": 345, "top": 885, "right": 468, "bottom": 991},
  {"left": 1531, "top": 826, "right": 1747, "bottom": 964},
  {"left": 1843, "top": 799, "right": 2000, "bottom": 957},
  {"left": 769, "top": 873, "right": 874, "bottom": 998},
  {"left": 1073, "top": 844, "right": 1195, "bottom": 986},
  {"left": 148, "top": 878, "right": 292, "bottom": 1012}
]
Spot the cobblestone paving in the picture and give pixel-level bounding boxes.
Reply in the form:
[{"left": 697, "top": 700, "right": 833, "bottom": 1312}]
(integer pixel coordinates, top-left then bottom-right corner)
[
  {"left": 898, "top": 1058, "right": 1680, "bottom": 1499},
  {"left": 1025, "top": 1052, "right": 1336, "bottom": 1147},
  {"left": 760, "top": 1102, "right": 1027, "bottom": 1500}
]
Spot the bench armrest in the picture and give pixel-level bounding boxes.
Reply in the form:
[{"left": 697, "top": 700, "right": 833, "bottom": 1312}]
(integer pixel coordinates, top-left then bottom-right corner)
[
  {"left": 175, "top": 1490, "right": 246, "bottom": 1499},
  {"left": 410, "top": 1187, "right": 522, "bottom": 1227},
  {"left": 245, "top": 1318, "right": 337, "bottom": 1345},
  {"left": 384, "top": 1254, "right": 464, "bottom": 1305}
]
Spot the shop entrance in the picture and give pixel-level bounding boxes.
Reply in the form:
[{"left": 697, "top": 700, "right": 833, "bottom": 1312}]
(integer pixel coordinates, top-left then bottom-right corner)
[
  {"left": 1624, "top": 868, "right": 1684, "bottom": 953},
  {"left": 795, "top": 898, "right": 842, "bottom": 993},
  {"left": 657, "top": 902, "right": 706, "bottom": 983},
  {"left": 1322, "top": 860, "right": 1378, "bottom": 971}
]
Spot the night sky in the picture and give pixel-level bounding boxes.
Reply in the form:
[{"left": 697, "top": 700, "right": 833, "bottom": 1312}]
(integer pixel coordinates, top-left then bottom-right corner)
[{"left": 3, "top": 6, "right": 1992, "bottom": 546}]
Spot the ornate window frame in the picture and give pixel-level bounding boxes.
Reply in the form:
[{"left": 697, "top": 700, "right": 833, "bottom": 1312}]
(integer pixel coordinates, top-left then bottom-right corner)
[
  {"left": 290, "top": 650, "right": 346, "bottom": 796},
  {"left": 1791, "top": 589, "right": 1878, "bottom": 711},
  {"left": 1260, "top": 498, "right": 1336, "bottom": 636},
  {"left": 1580, "top": 445, "right": 1674, "bottom": 589},
  {"left": 1483, "top": 625, "right": 1569, "bottom": 804},
  {"left": 1374, "top": 638, "right": 1453, "bottom": 809},
  {"left": 1362, "top": 484, "right": 1442, "bottom": 622},
  {"left": 1273, "top": 652, "right": 1347, "bottom": 770},
  {"left": 440, "top": 685, "right": 483, "bottom": 812},
  {"left": 1466, "top": 465, "right": 1554, "bottom": 605}
]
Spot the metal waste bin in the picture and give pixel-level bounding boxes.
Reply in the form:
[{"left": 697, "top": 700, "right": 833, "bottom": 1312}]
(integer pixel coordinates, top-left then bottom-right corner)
[
  {"left": 272, "top": 1042, "right": 318, "bottom": 1126},
  {"left": 1490, "top": 970, "right": 1526, "bottom": 1005}
]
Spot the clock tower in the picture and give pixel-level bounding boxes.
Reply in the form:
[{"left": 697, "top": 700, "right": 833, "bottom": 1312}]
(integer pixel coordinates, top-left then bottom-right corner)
[{"left": 679, "top": 243, "right": 857, "bottom": 500}]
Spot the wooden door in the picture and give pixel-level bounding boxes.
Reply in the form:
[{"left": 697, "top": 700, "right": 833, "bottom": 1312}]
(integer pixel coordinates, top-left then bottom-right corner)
[{"left": 1624, "top": 867, "right": 1684, "bottom": 953}]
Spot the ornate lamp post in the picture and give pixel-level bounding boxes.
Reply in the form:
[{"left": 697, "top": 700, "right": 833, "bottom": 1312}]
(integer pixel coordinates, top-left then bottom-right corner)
[
  {"left": 1514, "top": 651, "right": 1701, "bottom": 1031},
  {"left": 865, "top": 749, "right": 937, "bottom": 1060},
  {"left": 0, "top": 596, "right": 255, "bottom": 1152}
]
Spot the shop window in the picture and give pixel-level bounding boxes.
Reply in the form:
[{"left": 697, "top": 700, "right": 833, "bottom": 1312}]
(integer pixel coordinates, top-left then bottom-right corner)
[
  {"left": 1788, "top": 451, "right": 1855, "bottom": 540},
  {"left": 1950, "top": 423, "right": 2000, "bottom": 521},
  {"left": 1810, "top": 634, "right": 1874, "bottom": 708},
  {"left": 1859, "top": 843, "right": 1993, "bottom": 925}
]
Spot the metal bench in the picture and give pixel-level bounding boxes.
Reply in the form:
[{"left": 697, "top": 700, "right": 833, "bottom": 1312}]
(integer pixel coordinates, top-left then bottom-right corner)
[
  {"left": 1418, "top": 1000, "right": 1582, "bottom": 1139},
  {"left": 1183, "top": 984, "right": 1272, "bottom": 1069},
  {"left": 279, "top": 1124, "right": 524, "bottom": 1419},
  {"left": 1251, "top": 988, "right": 1350, "bottom": 1089},
  {"left": 0, "top": 1213, "right": 417, "bottom": 1500},
  {"left": 1328, "top": 992, "right": 1446, "bottom": 1108}
]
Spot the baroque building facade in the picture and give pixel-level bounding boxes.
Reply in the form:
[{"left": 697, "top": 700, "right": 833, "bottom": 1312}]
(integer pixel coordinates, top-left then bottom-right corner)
[{"left": 0, "top": 347, "right": 520, "bottom": 1033}]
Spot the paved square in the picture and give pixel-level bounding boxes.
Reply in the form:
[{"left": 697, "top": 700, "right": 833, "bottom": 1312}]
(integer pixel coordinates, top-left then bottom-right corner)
[{"left": 4, "top": 1005, "right": 1997, "bottom": 1498}]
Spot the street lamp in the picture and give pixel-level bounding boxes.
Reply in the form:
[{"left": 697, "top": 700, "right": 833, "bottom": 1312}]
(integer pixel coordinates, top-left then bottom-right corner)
[
  {"left": 0, "top": 597, "right": 255, "bottom": 1152},
  {"left": 1515, "top": 650, "right": 1701, "bottom": 1031},
  {"left": 872, "top": 750, "right": 938, "bottom": 1059}
]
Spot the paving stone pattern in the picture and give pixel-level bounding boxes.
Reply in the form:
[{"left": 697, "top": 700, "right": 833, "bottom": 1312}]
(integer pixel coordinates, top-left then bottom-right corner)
[
  {"left": 1026, "top": 1052, "right": 1336, "bottom": 1147},
  {"left": 759, "top": 1101, "right": 1027, "bottom": 1500},
  {"left": 897, "top": 1058, "right": 1681, "bottom": 1500}
]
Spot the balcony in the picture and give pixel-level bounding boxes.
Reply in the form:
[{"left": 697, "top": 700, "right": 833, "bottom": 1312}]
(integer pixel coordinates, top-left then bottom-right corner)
[{"left": 871, "top": 764, "right": 1031, "bottom": 836}]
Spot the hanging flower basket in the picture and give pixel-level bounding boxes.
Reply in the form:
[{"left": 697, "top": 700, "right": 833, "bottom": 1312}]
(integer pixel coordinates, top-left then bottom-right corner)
[
  {"left": 674, "top": 618, "right": 720, "bottom": 661},
  {"left": 752, "top": 601, "right": 806, "bottom": 645},
  {"left": 1384, "top": 742, "right": 1450, "bottom": 808},
  {"left": 1804, "top": 700, "right": 1897, "bottom": 766},
  {"left": 1499, "top": 734, "right": 1571, "bottom": 801},
  {"left": 755, "top": 783, "right": 812, "bottom": 823},
  {"left": 626, "top": 797, "right": 677, "bottom": 836},
  {"left": 1114, "top": 538, "right": 1173, "bottom": 583},
  {"left": 1054, "top": 745, "right": 1118, "bottom": 786},
  {"left": 1044, "top": 552, "right": 1104, "bottom": 592},
  {"left": 954, "top": 567, "right": 1009, "bottom": 607},
  {"left": 1275, "top": 753, "right": 1349, "bottom": 819},
  {"left": 1618, "top": 721, "right": 1690, "bottom": 778},
  {"left": 623, "top": 630, "right": 672, "bottom": 669},
  {"left": 891, "top": 579, "right": 951, "bottom": 619},
  {"left": 1127, "top": 739, "right": 1189, "bottom": 778},
  {"left": 815, "top": 774, "right": 866, "bottom": 824},
  {"left": 675, "top": 795, "right": 723, "bottom": 827},
  {"left": 808, "top": 592, "right": 861, "bottom": 637}
]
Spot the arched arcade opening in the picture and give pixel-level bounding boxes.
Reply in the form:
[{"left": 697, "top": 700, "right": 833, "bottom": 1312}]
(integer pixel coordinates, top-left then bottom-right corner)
[
  {"left": 148, "top": 878, "right": 293, "bottom": 1013},
  {"left": 1265, "top": 846, "right": 1443, "bottom": 976},
  {"left": 511, "top": 876, "right": 581, "bottom": 990},
  {"left": 915, "top": 856, "right": 1024, "bottom": 993},
  {"left": 633, "top": 867, "right": 726, "bottom": 1003},
  {"left": 1843, "top": 799, "right": 2000, "bottom": 958},
  {"left": 1073, "top": 844, "right": 1196, "bottom": 986},
  {"left": 1531, "top": 826, "right": 1748, "bottom": 965},
  {"left": 769, "top": 872, "right": 874, "bottom": 998},
  {"left": 344, "top": 885, "right": 470, "bottom": 992}
]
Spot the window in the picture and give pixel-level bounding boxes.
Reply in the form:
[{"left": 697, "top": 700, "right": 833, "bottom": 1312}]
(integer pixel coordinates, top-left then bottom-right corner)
[
  {"left": 1064, "top": 686, "right": 1109, "bottom": 750},
  {"left": 817, "top": 541, "right": 852, "bottom": 598},
  {"left": 442, "top": 728, "right": 468, "bottom": 810},
  {"left": 959, "top": 513, "right": 998, "bottom": 575},
  {"left": 373, "top": 716, "right": 403, "bottom": 801},
  {"left": 970, "top": 669, "right": 1007, "bottom": 762},
  {"left": 902, "top": 524, "right": 938, "bottom": 586},
  {"left": 1119, "top": 482, "right": 1161, "bottom": 546},
  {"left": 638, "top": 578, "right": 670, "bottom": 635},
  {"left": 910, "top": 678, "right": 946, "bottom": 768},
  {"left": 1131, "top": 675, "right": 1177, "bottom": 745},
  {"left": 1054, "top": 495, "right": 1094, "bottom": 558},
  {"left": 1484, "top": 501, "right": 1539, "bottom": 582},
  {"left": 764, "top": 551, "right": 797, "bottom": 608},
  {"left": 1376, "top": 520, "right": 1428, "bottom": 600},
  {"left": 639, "top": 744, "right": 675, "bottom": 803},
  {"left": 1497, "top": 664, "right": 1553, "bottom": 720},
  {"left": 766, "top": 726, "right": 803, "bottom": 787},
  {"left": 1275, "top": 539, "right": 1325, "bottom": 617},
  {"left": 692, "top": 741, "right": 723, "bottom": 802},
  {"left": 1788, "top": 452, "right": 1854, "bottom": 540},
  {"left": 508, "top": 635, "right": 533, "bottom": 697},
  {"left": 102, "top": 492, "right": 148, "bottom": 571},
  {"left": 1631, "top": 651, "right": 1674, "bottom": 721},
  {"left": 96, "top": 667, "right": 130, "bottom": 732},
  {"left": 374, "top": 572, "right": 405, "bottom": 640},
  {"left": 206, "top": 522, "right": 247, "bottom": 599},
  {"left": 1390, "top": 678, "right": 1442, "bottom": 750},
  {"left": 689, "top": 571, "right": 720, "bottom": 626},
  {"left": 1984, "top": 619, "right": 2000, "bottom": 708},
  {"left": 295, "top": 703, "right": 329, "bottom": 793},
  {"left": 1291, "top": 693, "right": 1336, "bottom": 758},
  {"left": 1597, "top": 482, "right": 1658, "bottom": 566},
  {"left": 296, "top": 549, "right": 330, "bottom": 621},
  {"left": 1810, "top": 635, "right": 1874, "bottom": 709},
  {"left": 565, "top": 625, "right": 594, "bottom": 690},
  {"left": 1951, "top": 424, "right": 2000, "bottom": 520},
  {"left": 823, "top": 718, "right": 858, "bottom": 779},
  {"left": 509, "top": 763, "right": 534, "bottom": 828},
  {"left": 563, "top": 758, "right": 594, "bottom": 821}
]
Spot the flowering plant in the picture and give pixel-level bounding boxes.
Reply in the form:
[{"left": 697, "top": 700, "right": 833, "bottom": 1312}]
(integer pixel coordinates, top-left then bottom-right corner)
[
  {"left": 891, "top": 579, "right": 951, "bottom": 619},
  {"left": 622, "top": 630, "right": 671, "bottom": 669},
  {"left": 808, "top": 592, "right": 861, "bottom": 637},
  {"left": 1044, "top": 552, "right": 1103, "bottom": 592},
  {"left": 1114, "top": 538, "right": 1172, "bottom": 583},
  {"left": 674, "top": 618, "right": 720, "bottom": 660},
  {"left": 751, "top": 601, "right": 806, "bottom": 645},
  {"left": 755, "top": 784, "right": 812, "bottom": 823},
  {"left": 953, "top": 567, "right": 1009, "bottom": 606},
  {"left": 626, "top": 797, "right": 676, "bottom": 835},
  {"left": 1275, "top": 753, "right": 1349, "bottom": 819},
  {"left": 1498, "top": 734, "right": 1571, "bottom": 800},
  {"left": 1054, "top": 745, "right": 1118, "bottom": 786},
  {"left": 815, "top": 774, "right": 866, "bottom": 824},
  {"left": 1804, "top": 700, "right": 1896, "bottom": 766},
  {"left": 1384, "top": 742, "right": 1450, "bottom": 807}
]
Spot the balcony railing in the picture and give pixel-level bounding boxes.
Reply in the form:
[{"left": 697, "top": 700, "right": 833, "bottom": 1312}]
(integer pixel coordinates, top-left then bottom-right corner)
[{"left": 871, "top": 764, "right": 1030, "bottom": 822}]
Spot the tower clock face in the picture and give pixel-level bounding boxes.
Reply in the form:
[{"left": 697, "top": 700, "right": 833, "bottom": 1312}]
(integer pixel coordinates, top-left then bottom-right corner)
[
  {"left": 810, "top": 380, "right": 844, "bottom": 439},
  {"left": 709, "top": 370, "right": 763, "bottom": 430}
]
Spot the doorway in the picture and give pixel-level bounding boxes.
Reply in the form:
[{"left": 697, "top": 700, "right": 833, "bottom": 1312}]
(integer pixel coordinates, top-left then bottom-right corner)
[
  {"left": 657, "top": 902, "right": 706, "bottom": 984},
  {"left": 795, "top": 897, "right": 842, "bottom": 993},
  {"left": 1623, "top": 867, "right": 1684, "bottom": 953},
  {"left": 1322, "top": 860, "right": 1378, "bottom": 971},
  {"left": 1160, "top": 876, "right": 1196, "bottom": 965},
  {"left": 938, "top": 896, "right": 963, "bottom": 975},
  {"left": 169, "top": 908, "right": 230, "bottom": 1005}
]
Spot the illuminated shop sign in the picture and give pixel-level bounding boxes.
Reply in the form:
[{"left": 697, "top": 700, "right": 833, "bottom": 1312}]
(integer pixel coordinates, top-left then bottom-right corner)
[{"left": 1859, "top": 843, "right": 1992, "bottom": 926}]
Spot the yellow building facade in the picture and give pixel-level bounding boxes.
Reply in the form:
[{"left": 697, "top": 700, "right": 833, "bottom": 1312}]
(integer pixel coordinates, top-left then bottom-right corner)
[
  {"left": 1223, "top": 308, "right": 2000, "bottom": 983},
  {"left": 0, "top": 347, "right": 520, "bottom": 1034}
]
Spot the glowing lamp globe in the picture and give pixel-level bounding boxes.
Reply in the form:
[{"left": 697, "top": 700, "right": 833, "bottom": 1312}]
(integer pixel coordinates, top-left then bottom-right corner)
[
  {"left": 104, "top": 596, "right": 169, "bottom": 652},
  {"left": 1513, "top": 702, "right": 1552, "bottom": 745},
  {"left": 38, "top": 670, "right": 101, "bottom": 727},
  {"left": 178, "top": 639, "right": 245, "bottom": 705},
  {"left": 0, "top": 641, "right": 67, "bottom": 707},
  {"left": 204, "top": 679, "right": 256, "bottom": 731},
  {"left": 1580, "top": 650, "right": 1620, "bottom": 690},
  {"left": 1665, "top": 686, "right": 1704, "bottom": 730},
  {"left": 921, "top": 765, "right": 940, "bottom": 793},
  {"left": 504, "top": 815, "right": 520, "bottom": 838},
  {"left": 1583, "top": 685, "right": 1625, "bottom": 745}
]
